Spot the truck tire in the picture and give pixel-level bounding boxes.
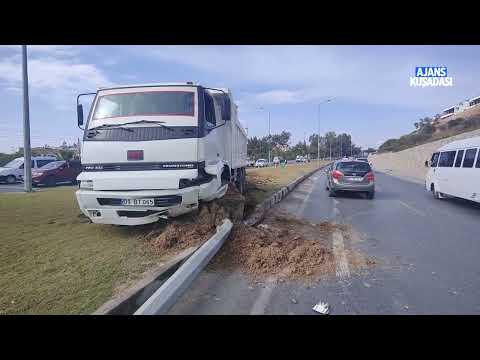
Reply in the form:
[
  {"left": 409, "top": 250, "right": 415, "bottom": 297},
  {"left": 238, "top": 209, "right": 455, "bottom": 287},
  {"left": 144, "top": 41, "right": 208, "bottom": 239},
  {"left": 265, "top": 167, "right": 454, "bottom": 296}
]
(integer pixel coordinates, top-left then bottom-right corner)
[
  {"left": 6, "top": 175, "right": 16, "bottom": 184},
  {"left": 235, "top": 168, "right": 247, "bottom": 195}
]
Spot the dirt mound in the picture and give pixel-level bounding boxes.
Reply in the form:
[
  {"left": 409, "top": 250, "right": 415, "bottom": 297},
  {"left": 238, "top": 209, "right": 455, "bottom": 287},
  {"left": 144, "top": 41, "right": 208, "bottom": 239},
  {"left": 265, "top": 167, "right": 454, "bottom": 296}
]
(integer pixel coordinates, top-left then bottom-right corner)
[
  {"left": 144, "top": 201, "right": 229, "bottom": 255},
  {"left": 210, "top": 214, "right": 339, "bottom": 281}
]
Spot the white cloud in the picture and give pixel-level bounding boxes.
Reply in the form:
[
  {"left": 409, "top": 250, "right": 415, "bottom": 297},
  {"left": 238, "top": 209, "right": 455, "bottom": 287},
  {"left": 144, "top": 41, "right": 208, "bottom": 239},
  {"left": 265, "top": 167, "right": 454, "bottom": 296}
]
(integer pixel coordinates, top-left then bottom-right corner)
[
  {"left": 133, "top": 45, "right": 480, "bottom": 112},
  {"left": 0, "top": 54, "right": 111, "bottom": 110}
]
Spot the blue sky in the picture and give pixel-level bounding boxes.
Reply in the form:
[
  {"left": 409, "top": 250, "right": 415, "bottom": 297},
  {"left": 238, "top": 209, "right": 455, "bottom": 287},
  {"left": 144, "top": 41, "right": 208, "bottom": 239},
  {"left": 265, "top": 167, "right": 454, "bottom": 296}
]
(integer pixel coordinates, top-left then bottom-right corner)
[{"left": 1, "top": 45, "right": 479, "bottom": 153}]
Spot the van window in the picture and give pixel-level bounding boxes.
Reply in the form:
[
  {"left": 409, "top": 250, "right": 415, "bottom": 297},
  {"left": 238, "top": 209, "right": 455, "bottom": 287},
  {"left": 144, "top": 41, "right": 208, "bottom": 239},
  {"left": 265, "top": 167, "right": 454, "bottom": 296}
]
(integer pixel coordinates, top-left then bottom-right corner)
[
  {"left": 19, "top": 161, "right": 35, "bottom": 169},
  {"left": 438, "top": 151, "right": 456, "bottom": 167},
  {"left": 462, "top": 148, "right": 478, "bottom": 168},
  {"left": 476, "top": 152, "right": 480, "bottom": 168},
  {"left": 454, "top": 150, "right": 464, "bottom": 167},
  {"left": 431, "top": 152, "right": 439, "bottom": 167}
]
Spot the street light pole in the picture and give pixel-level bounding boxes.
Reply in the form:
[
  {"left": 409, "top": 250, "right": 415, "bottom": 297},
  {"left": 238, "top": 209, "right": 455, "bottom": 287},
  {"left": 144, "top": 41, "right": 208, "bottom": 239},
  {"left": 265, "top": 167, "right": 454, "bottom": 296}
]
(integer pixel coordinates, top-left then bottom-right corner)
[
  {"left": 22, "top": 45, "right": 32, "bottom": 192},
  {"left": 317, "top": 99, "right": 332, "bottom": 166},
  {"left": 268, "top": 110, "right": 271, "bottom": 165}
]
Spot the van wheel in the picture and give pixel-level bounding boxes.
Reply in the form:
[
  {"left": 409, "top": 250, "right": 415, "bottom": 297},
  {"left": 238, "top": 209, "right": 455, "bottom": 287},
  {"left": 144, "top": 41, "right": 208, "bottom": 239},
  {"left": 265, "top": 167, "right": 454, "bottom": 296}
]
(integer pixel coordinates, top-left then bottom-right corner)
[
  {"left": 235, "top": 168, "right": 247, "bottom": 195},
  {"left": 6, "top": 175, "right": 16, "bottom": 184},
  {"left": 431, "top": 184, "right": 443, "bottom": 199}
]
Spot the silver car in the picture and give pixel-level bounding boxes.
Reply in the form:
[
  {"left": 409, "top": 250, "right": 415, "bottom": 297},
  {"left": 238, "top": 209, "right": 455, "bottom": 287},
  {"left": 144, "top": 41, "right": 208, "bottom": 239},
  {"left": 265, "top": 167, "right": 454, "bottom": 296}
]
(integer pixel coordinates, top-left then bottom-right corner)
[{"left": 325, "top": 160, "right": 375, "bottom": 199}]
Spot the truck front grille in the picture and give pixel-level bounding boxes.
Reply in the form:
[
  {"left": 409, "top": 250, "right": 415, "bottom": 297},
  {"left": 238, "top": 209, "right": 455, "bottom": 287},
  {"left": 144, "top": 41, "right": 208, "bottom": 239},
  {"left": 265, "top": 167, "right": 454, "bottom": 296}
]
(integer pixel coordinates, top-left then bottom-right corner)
[{"left": 97, "top": 195, "right": 182, "bottom": 207}]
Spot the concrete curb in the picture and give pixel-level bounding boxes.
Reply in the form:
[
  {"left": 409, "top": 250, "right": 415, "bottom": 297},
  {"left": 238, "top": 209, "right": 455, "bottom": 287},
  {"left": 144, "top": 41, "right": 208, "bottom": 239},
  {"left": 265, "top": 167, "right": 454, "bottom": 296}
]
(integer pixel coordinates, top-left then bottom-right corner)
[
  {"left": 92, "top": 246, "right": 199, "bottom": 315},
  {"left": 244, "top": 163, "right": 331, "bottom": 227},
  {"left": 134, "top": 219, "right": 233, "bottom": 315}
]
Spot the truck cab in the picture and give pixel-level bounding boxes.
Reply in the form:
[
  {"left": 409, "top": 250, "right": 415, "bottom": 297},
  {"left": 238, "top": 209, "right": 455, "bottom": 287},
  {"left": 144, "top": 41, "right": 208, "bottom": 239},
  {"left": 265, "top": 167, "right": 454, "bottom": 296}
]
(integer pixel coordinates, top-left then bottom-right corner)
[{"left": 75, "top": 83, "right": 247, "bottom": 225}]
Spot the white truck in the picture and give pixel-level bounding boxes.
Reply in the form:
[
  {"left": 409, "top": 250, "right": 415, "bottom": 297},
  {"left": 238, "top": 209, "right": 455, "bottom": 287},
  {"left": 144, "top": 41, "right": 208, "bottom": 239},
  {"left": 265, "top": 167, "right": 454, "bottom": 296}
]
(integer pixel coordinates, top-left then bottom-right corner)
[{"left": 75, "top": 83, "right": 248, "bottom": 225}]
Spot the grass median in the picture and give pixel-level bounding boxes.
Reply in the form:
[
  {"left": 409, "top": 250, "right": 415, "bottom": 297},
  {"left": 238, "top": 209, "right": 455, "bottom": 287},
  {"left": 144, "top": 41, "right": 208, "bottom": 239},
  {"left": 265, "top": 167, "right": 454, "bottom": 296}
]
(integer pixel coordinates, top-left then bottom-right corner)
[
  {"left": 245, "top": 162, "right": 327, "bottom": 206},
  {"left": 0, "top": 186, "right": 163, "bottom": 315}
]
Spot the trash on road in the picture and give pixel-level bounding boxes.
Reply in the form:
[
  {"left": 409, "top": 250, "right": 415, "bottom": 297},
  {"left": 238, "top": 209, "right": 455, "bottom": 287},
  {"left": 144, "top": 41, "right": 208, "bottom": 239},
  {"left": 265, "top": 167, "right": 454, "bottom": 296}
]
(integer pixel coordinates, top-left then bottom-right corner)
[
  {"left": 291, "top": 298, "right": 298, "bottom": 304},
  {"left": 312, "top": 302, "right": 329, "bottom": 314}
]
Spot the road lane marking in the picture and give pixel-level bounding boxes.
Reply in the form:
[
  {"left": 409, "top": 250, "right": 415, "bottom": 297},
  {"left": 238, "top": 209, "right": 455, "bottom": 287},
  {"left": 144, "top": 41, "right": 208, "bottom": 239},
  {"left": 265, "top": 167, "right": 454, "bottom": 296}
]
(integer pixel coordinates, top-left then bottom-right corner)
[
  {"left": 333, "top": 230, "right": 350, "bottom": 278},
  {"left": 397, "top": 200, "right": 426, "bottom": 217},
  {"left": 295, "top": 178, "right": 318, "bottom": 218},
  {"left": 250, "top": 277, "right": 276, "bottom": 315}
]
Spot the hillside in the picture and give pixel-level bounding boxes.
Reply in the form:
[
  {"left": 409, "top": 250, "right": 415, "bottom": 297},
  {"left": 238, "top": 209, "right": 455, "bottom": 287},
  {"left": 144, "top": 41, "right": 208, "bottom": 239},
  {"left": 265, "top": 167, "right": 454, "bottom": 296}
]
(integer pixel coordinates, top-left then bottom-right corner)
[{"left": 378, "top": 105, "right": 480, "bottom": 153}]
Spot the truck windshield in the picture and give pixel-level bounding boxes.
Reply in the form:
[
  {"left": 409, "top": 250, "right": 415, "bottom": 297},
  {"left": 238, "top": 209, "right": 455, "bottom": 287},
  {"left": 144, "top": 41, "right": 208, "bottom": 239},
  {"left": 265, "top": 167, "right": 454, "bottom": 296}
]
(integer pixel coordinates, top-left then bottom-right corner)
[{"left": 92, "top": 91, "right": 195, "bottom": 120}]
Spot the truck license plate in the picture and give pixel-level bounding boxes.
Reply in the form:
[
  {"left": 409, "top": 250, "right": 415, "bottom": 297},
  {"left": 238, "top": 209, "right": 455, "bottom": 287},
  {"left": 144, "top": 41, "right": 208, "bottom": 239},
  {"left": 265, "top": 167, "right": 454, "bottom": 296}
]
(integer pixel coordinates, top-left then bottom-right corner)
[{"left": 120, "top": 198, "right": 155, "bottom": 206}]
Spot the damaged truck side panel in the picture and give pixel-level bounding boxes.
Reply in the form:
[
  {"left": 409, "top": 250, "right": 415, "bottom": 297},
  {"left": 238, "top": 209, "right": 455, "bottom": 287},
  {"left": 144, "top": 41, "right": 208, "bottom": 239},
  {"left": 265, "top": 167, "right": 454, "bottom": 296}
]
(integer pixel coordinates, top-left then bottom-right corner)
[{"left": 75, "top": 83, "right": 248, "bottom": 225}]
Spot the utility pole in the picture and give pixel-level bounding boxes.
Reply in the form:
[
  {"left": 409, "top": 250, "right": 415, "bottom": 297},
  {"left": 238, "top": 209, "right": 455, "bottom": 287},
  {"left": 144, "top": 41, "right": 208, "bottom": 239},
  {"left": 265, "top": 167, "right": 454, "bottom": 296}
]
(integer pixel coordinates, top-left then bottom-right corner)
[
  {"left": 22, "top": 45, "right": 32, "bottom": 192},
  {"left": 317, "top": 99, "right": 332, "bottom": 165},
  {"left": 268, "top": 110, "right": 271, "bottom": 165}
]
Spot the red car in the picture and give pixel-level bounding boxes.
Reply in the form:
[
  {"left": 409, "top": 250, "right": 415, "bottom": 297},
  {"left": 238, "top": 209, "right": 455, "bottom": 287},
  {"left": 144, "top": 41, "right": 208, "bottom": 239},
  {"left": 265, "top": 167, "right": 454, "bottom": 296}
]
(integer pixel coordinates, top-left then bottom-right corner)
[{"left": 31, "top": 160, "right": 82, "bottom": 187}]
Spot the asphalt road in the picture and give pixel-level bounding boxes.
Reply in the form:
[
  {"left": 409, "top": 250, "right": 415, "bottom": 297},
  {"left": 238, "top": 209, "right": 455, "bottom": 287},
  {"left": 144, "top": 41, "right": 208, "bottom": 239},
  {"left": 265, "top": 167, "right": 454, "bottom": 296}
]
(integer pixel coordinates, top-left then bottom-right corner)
[
  {"left": 0, "top": 183, "right": 26, "bottom": 193},
  {"left": 169, "top": 169, "right": 480, "bottom": 314}
]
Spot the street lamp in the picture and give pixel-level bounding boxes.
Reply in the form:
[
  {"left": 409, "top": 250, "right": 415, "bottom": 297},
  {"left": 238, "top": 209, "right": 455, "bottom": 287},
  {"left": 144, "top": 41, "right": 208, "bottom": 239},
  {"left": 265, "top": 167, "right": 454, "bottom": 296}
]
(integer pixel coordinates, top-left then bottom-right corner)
[
  {"left": 317, "top": 99, "right": 332, "bottom": 166},
  {"left": 258, "top": 107, "right": 271, "bottom": 164},
  {"left": 22, "top": 45, "right": 32, "bottom": 192}
]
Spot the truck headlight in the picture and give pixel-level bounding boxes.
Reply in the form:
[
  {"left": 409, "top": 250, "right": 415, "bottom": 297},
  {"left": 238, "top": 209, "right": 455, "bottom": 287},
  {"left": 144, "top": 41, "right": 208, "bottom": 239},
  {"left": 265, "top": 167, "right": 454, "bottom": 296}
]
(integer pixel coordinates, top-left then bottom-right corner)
[{"left": 80, "top": 180, "right": 93, "bottom": 190}]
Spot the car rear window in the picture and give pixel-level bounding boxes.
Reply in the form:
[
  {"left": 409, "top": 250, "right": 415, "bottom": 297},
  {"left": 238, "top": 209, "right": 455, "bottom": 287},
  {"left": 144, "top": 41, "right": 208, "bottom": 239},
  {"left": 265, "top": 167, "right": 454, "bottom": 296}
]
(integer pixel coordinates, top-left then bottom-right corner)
[{"left": 336, "top": 162, "right": 371, "bottom": 172}]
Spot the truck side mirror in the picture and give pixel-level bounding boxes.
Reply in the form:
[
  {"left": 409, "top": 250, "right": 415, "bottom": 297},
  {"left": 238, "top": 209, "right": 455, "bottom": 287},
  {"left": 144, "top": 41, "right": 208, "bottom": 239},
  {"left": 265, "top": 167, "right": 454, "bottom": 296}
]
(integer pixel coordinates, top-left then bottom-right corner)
[{"left": 77, "top": 104, "right": 84, "bottom": 126}]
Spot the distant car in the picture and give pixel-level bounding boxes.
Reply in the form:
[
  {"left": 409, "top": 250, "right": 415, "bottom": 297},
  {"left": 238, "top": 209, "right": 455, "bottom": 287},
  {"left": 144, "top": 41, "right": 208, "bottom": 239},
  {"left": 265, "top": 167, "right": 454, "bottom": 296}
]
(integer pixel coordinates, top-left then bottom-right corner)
[
  {"left": 296, "top": 155, "right": 308, "bottom": 163},
  {"left": 31, "top": 160, "right": 82, "bottom": 187},
  {"left": 246, "top": 158, "right": 255, "bottom": 167},
  {"left": 273, "top": 156, "right": 281, "bottom": 166},
  {"left": 325, "top": 159, "right": 375, "bottom": 199},
  {"left": 255, "top": 159, "right": 267, "bottom": 168},
  {"left": 0, "top": 156, "right": 57, "bottom": 184}
]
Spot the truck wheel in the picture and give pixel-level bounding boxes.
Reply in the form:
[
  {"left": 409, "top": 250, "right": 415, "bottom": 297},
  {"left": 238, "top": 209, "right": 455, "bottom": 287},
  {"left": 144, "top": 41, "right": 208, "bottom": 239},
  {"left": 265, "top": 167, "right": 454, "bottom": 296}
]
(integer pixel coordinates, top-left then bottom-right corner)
[
  {"left": 235, "top": 168, "right": 247, "bottom": 195},
  {"left": 6, "top": 175, "right": 16, "bottom": 184},
  {"left": 45, "top": 176, "right": 56, "bottom": 187}
]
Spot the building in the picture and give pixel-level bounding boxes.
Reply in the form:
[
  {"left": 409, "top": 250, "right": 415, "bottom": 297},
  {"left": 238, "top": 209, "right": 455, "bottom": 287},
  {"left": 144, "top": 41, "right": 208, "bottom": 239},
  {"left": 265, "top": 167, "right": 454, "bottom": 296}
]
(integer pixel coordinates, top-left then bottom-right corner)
[{"left": 440, "top": 94, "right": 480, "bottom": 119}]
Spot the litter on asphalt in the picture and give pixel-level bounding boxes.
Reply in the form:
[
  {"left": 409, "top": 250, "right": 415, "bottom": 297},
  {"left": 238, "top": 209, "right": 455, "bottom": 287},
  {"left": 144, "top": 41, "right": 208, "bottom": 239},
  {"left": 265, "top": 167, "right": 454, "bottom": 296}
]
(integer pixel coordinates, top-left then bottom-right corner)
[{"left": 312, "top": 302, "right": 329, "bottom": 315}]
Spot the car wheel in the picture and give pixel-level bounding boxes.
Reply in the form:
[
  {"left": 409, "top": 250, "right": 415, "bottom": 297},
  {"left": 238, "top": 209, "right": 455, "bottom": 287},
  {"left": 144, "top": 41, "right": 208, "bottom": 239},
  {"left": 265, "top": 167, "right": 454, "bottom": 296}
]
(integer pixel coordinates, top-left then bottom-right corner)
[
  {"left": 45, "top": 176, "right": 56, "bottom": 187},
  {"left": 6, "top": 175, "right": 16, "bottom": 184},
  {"left": 367, "top": 191, "right": 375, "bottom": 199},
  {"left": 329, "top": 188, "right": 336, "bottom": 197}
]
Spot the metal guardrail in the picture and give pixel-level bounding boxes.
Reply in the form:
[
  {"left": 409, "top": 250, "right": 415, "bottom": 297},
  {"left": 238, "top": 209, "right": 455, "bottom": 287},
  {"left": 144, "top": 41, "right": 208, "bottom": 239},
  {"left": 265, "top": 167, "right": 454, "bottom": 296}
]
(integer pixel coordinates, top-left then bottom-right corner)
[{"left": 134, "top": 218, "right": 233, "bottom": 315}]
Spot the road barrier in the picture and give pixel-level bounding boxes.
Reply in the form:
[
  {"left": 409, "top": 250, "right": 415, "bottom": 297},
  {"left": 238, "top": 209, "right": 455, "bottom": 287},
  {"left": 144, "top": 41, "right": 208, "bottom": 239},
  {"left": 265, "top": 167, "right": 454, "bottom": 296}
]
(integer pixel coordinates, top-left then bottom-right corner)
[{"left": 134, "top": 218, "right": 233, "bottom": 315}]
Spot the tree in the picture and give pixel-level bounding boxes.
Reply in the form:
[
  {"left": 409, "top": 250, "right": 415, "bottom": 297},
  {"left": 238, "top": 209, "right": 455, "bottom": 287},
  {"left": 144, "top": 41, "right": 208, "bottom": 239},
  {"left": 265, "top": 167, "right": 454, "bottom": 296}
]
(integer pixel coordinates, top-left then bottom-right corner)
[{"left": 58, "top": 149, "right": 74, "bottom": 161}]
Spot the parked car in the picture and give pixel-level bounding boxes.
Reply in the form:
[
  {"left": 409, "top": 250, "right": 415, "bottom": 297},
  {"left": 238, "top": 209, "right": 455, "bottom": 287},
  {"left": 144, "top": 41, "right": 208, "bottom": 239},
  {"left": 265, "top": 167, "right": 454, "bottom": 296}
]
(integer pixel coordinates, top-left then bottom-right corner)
[
  {"left": 0, "top": 156, "right": 57, "bottom": 184},
  {"left": 255, "top": 159, "right": 268, "bottom": 168},
  {"left": 273, "top": 156, "right": 281, "bottom": 166},
  {"left": 246, "top": 158, "right": 255, "bottom": 167},
  {"left": 325, "top": 159, "right": 375, "bottom": 199},
  {"left": 31, "top": 160, "right": 82, "bottom": 187}
]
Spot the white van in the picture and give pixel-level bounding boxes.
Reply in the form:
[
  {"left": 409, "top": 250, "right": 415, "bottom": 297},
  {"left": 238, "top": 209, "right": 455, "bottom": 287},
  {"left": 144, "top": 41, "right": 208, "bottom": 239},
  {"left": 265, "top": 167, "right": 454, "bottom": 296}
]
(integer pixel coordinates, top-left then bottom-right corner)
[
  {"left": 0, "top": 156, "right": 57, "bottom": 184},
  {"left": 425, "top": 137, "right": 480, "bottom": 202}
]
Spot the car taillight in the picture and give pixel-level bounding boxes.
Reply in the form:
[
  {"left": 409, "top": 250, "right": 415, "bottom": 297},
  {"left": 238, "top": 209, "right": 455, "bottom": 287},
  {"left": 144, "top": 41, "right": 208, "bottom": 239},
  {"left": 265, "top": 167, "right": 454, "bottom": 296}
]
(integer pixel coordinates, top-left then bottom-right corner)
[
  {"left": 366, "top": 171, "right": 374, "bottom": 181},
  {"left": 332, "top": 170, "right": 343, "bottom": 180}
]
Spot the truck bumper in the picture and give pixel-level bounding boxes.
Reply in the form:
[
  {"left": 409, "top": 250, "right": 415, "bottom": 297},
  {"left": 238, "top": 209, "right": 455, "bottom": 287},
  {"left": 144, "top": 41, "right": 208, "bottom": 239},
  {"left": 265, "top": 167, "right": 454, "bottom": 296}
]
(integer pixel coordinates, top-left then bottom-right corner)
[{"left": 76, "top": 187, "right": 200, "bottom": 226}]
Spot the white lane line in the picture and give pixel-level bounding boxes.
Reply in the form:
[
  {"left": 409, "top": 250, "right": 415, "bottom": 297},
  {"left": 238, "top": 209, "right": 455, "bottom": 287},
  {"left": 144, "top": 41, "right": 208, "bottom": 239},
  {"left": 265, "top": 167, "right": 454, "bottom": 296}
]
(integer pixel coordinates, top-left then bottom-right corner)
[
  {"left": 333, "top": 230, "right": 350, "bottom": 279},
  {"left": 397, "top": 200, "right": 426, "bottom": 217},
  {"left": 250, "top": 277, "right": 276, "bottom": 315},
  {"left": 295, "top": 178, "right": 318, "bottom": 218}
]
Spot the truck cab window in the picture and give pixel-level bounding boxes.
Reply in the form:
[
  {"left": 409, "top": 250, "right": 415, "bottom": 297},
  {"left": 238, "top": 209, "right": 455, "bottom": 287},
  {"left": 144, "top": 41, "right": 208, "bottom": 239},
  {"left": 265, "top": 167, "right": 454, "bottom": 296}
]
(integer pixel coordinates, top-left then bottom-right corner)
[{"left": 204, "top": 94, "right": 216, "bottom": 128}]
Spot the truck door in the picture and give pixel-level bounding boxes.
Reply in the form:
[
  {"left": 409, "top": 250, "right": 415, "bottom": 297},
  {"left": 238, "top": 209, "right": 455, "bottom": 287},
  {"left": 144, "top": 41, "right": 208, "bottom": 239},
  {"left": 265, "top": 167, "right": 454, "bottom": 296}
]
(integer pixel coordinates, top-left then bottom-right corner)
[{"left": 203, "top": 93, "right": 225, "bottom": 178}]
